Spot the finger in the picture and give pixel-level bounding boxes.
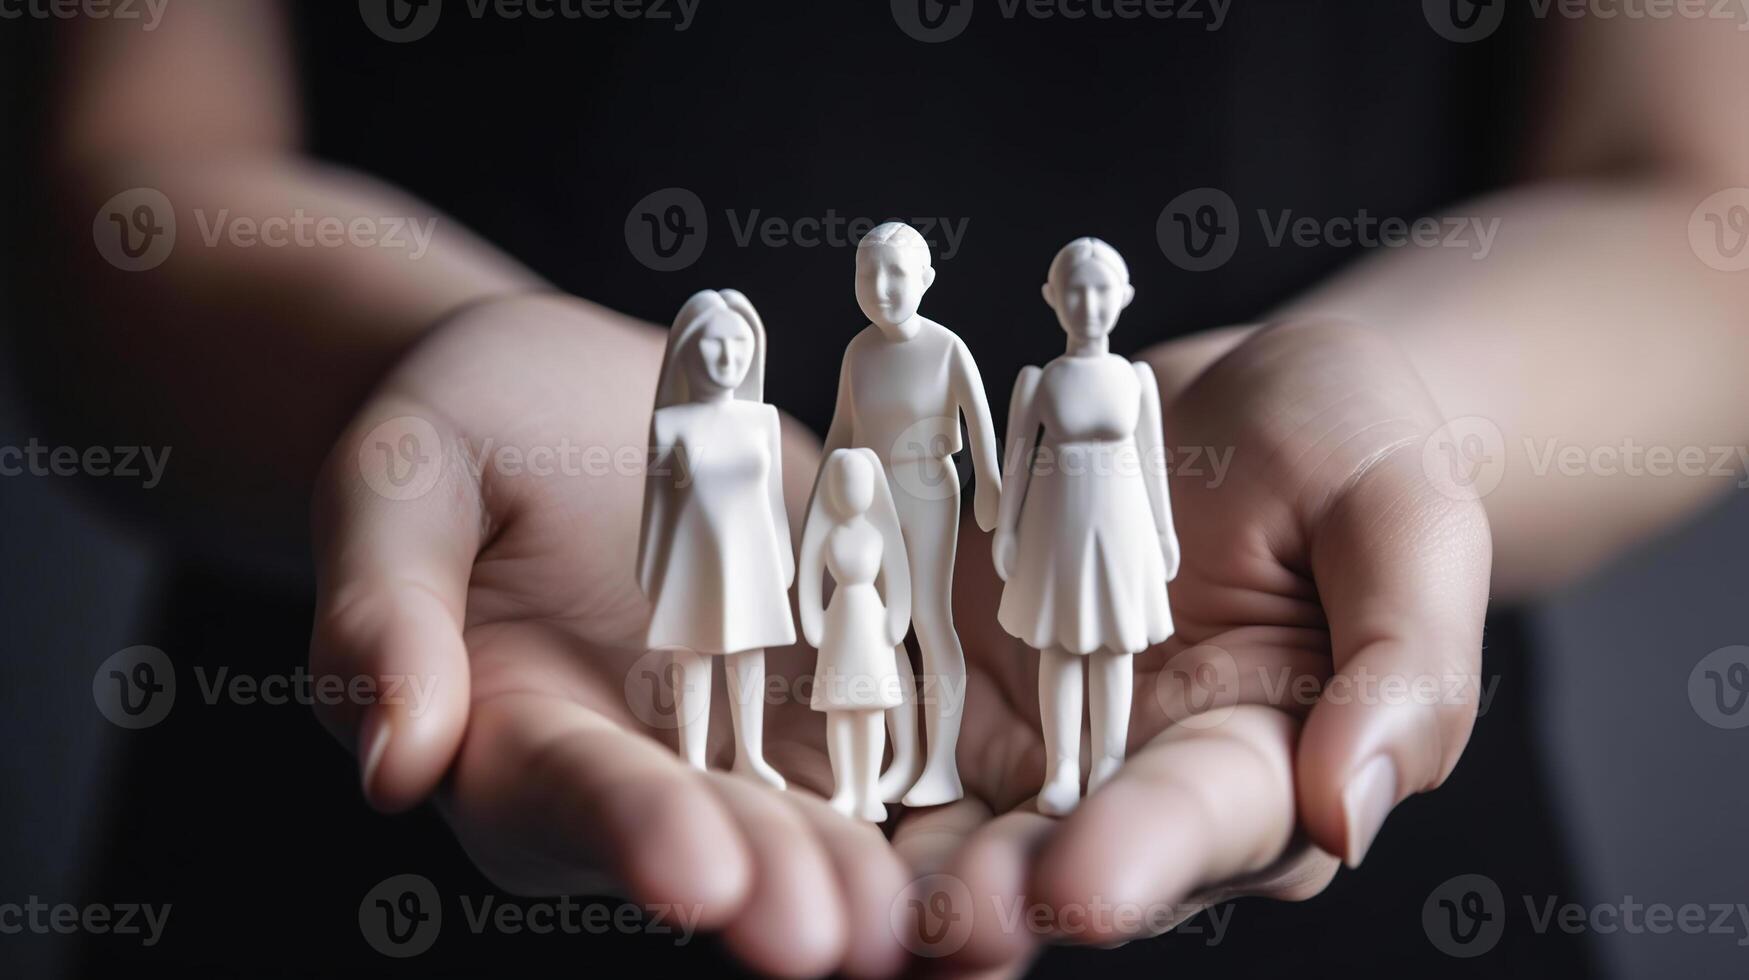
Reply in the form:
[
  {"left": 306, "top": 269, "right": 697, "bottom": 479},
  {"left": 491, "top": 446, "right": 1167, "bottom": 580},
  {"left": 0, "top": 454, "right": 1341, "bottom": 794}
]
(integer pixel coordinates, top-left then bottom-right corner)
[
  {"left": 309, "top": 402, "right": 479, "bottom": 812},
  {"left": 1027, "top": 706, "right": 1300, "bottom": 945},
  {"left": 931, "top": 810, "right": 1055, "bottom": 971},
  {"left": 1301, "top": 442, "right": 1492, "bottom": 866},
  {"left": 892, "top": 797, "right": 991, "bottom": 874},
  {"left": 788, "top": 794, "right": 911, "bottom": 980},
  {"left": 708, "top": 775, "right": 850, "bottom": 979},
  {"left": 890, "top": 799, "right": 1008, "bottom": 971},
  {"left": 447, "top": 688, "right": 753, "bottom": 929}
]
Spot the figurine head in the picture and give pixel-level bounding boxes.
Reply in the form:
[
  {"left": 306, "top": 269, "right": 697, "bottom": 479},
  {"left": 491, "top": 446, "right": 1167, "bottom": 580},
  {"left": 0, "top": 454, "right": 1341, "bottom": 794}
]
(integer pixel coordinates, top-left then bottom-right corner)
[
  {"left": 822, "top": 448, "right": 877, "bottom": 520},
  {"left": 855, "top": 222, "right": 937, "bottom": 329},
  {"left": 653, "top": 289, "right": 768, "bottom": 408},
  {"left": 1042, "top": 237, "right": 1134, "bottom": 343}
]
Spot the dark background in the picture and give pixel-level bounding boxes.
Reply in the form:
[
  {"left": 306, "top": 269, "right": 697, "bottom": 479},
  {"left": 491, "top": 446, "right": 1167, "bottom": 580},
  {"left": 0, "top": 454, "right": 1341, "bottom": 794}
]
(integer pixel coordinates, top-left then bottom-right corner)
[{"left": 2, "top": 2, "right": 1747, "bottom": 977}]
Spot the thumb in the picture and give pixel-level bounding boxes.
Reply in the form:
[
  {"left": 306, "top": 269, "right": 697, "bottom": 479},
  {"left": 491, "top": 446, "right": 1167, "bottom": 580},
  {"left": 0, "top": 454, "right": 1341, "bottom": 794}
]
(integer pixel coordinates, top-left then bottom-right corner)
[
  {"left": 310, "top": 407, "right": 478, "bottom": 813},
  {"left": 1297, "top": 444, "right": 1493, "bottom": 867}
]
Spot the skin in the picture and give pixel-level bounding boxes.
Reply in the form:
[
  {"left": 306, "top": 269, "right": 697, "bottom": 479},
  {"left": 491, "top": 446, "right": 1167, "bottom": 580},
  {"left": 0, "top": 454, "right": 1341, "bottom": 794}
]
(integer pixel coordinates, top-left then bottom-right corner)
[{"left": 29, "top": 4, "right": 1749, "bottom": 978}]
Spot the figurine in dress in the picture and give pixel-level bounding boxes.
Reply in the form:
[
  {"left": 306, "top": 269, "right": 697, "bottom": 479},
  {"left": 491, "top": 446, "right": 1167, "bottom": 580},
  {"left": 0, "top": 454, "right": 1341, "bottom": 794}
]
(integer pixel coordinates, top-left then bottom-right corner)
[
  {"left": 993, "top": 238, "right": 1181, "bottom": 816},
  {"left": 797, "top": 448, "right": 912, "bottom": 822},
  {"left": 818, "top": 222, "right": 1002, "bottom": 808},
  {"left": 638, "top": 288, "right": 794, "bottom": 790}
]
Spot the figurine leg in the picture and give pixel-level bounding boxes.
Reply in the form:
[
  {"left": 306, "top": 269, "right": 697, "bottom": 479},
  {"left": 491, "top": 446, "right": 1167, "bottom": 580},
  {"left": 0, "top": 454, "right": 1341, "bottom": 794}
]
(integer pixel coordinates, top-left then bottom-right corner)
[
  {"left": 825, "top": 712, "right": 857, "bottom": 817},
  {"left": 672, "top": 647, "right": 712, "bottom": 771},
  {"left": 858, "top": 710, "right": 888, "bottom": 823},
  {"left": 877, "top": 643, "right": 922, "bottom": 803},
  {"left": 896, "top": 468, "right": 967, "bottom": 808},
  {"left": 1037, "top": 645, "right": 1084, "bottom": 817},
  {"left": 1086, "top": 650, "right": 1133, "bottom": 797},
  {"left": 725, "top": 648, "right": 786, "bottom": 790}
]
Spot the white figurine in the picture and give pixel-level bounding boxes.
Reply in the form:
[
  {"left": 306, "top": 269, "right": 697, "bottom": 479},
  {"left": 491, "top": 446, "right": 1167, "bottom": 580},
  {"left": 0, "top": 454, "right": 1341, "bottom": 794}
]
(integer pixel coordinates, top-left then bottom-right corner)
[
  {"left": 820, "top": 222, "right": 1003, "bottom": 808},
  {"left": 797, "top": 448, "right": 912, "bottom": 822},
  {"left": 993, "top": 238, "right": 1181, "bottom": 816},
  {"left": 639, "top": 289, "right": 794, "bottom": 790}
]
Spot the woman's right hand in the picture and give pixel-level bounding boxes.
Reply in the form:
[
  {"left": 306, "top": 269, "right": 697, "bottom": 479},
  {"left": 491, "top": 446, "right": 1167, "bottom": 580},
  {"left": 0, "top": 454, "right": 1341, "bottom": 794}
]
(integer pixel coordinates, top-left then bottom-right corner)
[{"left": 308, "top": 293, "right": 911, "bottom": 979}]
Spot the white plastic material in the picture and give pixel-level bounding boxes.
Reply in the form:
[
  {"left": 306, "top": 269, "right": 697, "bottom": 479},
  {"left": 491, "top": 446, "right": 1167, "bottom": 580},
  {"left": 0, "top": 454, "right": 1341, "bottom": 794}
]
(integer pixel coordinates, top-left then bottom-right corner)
[
  {"left": 639, "top": 288, "right": 794, "bottom": 790},
  {"left": 819, "top": 222, "right": 1003, "bottom": 808},
  {"left": 797, "top": 448, "right": 913, "bottom": 822},
  {"left": 993, "top": 238, "right": 1181, "bottom": 816}
]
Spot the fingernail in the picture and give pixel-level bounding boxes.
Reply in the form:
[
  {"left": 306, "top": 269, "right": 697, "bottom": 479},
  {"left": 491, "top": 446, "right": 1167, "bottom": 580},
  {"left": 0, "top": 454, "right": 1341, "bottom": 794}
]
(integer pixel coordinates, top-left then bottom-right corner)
[
  {"left": 1342, "top": 755, "right": 1398, "bottom": 869},
  {"left": 360, "top": 711, "right": 392, "bottom": 799}
]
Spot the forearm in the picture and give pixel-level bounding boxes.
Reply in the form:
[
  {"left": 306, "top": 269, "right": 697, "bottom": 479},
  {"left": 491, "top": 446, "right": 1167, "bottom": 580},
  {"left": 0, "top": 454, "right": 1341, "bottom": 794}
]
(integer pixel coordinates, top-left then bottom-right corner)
[
  {"left": 23, "top": 0, "right": 545, "bottom": 555},
  {"left": 34, "top": 155, "right": 542, "bottom": 545},
  {"left": 1281, "top": 179, "right": 1749, "bottom": 597}
]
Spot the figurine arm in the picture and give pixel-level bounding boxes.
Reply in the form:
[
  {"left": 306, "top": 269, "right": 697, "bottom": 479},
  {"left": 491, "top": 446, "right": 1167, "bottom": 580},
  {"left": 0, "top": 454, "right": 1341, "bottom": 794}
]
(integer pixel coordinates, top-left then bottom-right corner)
[
  {"left": 765, "top": 407, "right": 796, "bottom": 588},
  {"left": 992, "top": 366, "right": 1043, "bottom": 581},
  {"left": 636, "top": 419, "right": 670, "bottom": 599},
  {"left": 795, "top": 490, "right": 830, "bottom": 649},
  {"left": 950, "top": 337, "right": 1003, "bottom": 531},
  {"left": 1133, "top": 361, "right": 1180, "bottom": 581}
]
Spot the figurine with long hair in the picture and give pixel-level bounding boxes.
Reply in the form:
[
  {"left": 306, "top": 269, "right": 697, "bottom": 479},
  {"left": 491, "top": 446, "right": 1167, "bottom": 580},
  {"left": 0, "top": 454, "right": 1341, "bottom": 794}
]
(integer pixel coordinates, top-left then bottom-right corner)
[{"left": 638, "top": 289, "right": 794, "bottom": 789}]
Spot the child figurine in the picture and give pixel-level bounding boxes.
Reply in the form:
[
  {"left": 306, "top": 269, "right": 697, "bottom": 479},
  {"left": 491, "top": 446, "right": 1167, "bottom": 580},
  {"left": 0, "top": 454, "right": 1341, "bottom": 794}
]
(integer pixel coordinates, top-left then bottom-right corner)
[
  {"left": 638, "top": 289, "right": 794, "bottom": 790},
  {"left": 797, "top": 448, "right": 912, "bottom": 822},
  {"left": 993, "top": 238, "right": 1181, "bottom": 816},
  {"left": 818, "top": 222, "right": 1002, "bottom": 808}
]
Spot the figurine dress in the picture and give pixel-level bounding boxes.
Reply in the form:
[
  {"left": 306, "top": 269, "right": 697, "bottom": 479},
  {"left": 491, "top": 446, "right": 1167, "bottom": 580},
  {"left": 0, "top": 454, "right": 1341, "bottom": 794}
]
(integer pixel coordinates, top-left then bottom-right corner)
[
  {"left": 996, "top": 355, "right": 1173, "bottom": 655},
  {"left": 810, "top": 522, "right": 904, "bottom": 711},
  {"left": 645, "top": 400, "right": 797, "bottom": 655}
]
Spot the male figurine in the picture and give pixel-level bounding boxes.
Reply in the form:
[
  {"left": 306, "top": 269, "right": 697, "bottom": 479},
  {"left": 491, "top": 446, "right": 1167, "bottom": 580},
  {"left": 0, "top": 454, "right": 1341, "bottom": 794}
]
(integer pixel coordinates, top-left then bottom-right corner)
[{"left": 819, "top": 221, "right": 1001, "bottom": 807}]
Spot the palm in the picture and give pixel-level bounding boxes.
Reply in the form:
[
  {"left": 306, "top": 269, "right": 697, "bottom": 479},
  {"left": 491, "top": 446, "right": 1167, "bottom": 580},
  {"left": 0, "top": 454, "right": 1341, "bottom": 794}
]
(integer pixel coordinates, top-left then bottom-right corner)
[
  {"left": 313, "top": 295, "right": 910, "bottom": 977},
  {"left": 887, "top": 321, "right": 1491, "bottom": 971},
  {"left": 315, "top": 306, "right": 1488, "bottom": 977}
]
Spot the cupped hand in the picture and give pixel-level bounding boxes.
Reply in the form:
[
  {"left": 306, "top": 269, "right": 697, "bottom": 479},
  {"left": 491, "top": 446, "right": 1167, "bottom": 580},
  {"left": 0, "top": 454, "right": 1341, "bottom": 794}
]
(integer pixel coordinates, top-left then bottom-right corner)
[
  {"left": 897, "top": 319, "right": 1493, "bottom": 973},
  {"left": 308, "top": 293, "right": 911, "bottom": 979}
]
